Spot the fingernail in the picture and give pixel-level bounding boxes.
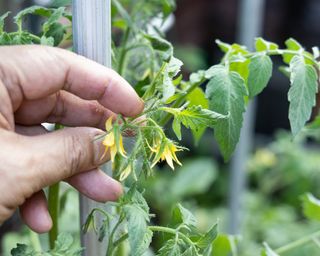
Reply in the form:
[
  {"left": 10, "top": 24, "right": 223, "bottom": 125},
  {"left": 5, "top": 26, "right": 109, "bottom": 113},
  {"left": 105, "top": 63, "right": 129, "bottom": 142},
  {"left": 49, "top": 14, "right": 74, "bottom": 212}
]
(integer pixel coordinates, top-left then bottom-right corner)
[{"left": 93, "top": 132, "right": 109, "bottom": 165}]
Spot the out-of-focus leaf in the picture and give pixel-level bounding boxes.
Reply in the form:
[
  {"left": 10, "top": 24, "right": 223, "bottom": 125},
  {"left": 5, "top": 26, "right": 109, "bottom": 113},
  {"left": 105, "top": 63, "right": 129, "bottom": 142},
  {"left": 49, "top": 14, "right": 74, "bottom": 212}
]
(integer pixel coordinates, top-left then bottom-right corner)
[
  {"left": 212, "top": 234, "right": 238, "bottom": 256},
  {"left": 302, "top": 193, "right": 320, "bottom": 221},
  {"left": 170, "top": 158, "right": 217, "bottom": 198},
  {"left": 261, "top": 243, "right": 279, "bottom": 256}
]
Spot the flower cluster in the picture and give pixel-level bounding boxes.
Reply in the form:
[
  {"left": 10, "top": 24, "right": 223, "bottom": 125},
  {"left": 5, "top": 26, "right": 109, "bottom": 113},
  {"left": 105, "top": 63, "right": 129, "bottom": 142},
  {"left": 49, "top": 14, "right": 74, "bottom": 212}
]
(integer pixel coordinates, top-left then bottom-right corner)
[{"left": 102, "top": 117, "right": 185, "bottom": 181}]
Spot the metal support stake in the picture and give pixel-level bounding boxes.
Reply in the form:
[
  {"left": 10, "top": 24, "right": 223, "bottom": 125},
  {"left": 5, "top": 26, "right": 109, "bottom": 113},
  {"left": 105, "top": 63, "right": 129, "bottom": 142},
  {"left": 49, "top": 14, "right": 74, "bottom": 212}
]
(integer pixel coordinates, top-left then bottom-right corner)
[
  {"left": 72, "top": 1, "right": 111, "bottom": 255},
  {"left": 228, "top": 0, "right": 265, "bottom": 234}
]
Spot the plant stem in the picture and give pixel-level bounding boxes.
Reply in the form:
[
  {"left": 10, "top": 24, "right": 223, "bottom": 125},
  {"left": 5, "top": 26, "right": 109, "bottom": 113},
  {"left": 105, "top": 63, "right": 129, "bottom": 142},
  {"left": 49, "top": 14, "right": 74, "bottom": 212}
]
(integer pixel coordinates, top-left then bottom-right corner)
[
  {"left": 48, "top": 182, "right": 60, "bottom": 249},
  {"left": 143, "top": 62, "right": 167, "bottom": 100},
  {"left": 113, "top": 233, "right": 129, "bottom": 248},
  {"left": 244, "top": 49, "right": 319, "bottom": 67},
  {"left": 275, "top": 230, "right": 320, "bottom": 254},
  {"left": 118, "top": 28, "right": 131, "bottom": 76},
  {"left": 107, "top": 216, "right": 124, "bottom": 256},
  {"left": 148, "top": 225, "right": 194, "bottom": 246},
  {"left": 9, "top": 32, "right": 41, "bottom": 43}
]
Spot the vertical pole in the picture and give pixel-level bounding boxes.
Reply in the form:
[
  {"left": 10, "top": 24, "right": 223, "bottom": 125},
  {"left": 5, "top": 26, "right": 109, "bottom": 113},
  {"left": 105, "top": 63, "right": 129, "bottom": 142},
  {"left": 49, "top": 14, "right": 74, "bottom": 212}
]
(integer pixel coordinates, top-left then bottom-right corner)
[
  {"left": 228, "top": 0, "right": 265, "bottom": 234},
  {"left": 72, "top": 1, "right": 111, "bottom": 255}
]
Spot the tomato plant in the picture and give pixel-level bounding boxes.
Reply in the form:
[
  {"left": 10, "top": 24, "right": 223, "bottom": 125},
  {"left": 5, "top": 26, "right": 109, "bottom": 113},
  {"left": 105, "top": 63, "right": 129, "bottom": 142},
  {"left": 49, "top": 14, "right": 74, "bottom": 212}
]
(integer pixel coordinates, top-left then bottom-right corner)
[{"left": 1, "top": 0, "right": 320, "bottom": 255}]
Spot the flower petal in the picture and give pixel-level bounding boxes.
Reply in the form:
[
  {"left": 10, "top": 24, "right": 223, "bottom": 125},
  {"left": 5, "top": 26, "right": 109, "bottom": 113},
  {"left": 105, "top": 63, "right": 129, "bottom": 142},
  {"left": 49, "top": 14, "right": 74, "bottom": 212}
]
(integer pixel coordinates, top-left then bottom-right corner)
[
  {"left": 103, "top": 132, "right": 115, "bottom": 147},
  {"left": 105, "top": 116, "right": 113, "bottom": 131}
]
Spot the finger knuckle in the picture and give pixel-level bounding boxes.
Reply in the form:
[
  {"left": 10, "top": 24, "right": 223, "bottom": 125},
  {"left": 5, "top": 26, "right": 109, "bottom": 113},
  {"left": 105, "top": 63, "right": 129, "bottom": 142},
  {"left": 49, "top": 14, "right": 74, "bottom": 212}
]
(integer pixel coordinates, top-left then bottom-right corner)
[{"left": 63, "top": 131, "right": 85, "bottom": 175}]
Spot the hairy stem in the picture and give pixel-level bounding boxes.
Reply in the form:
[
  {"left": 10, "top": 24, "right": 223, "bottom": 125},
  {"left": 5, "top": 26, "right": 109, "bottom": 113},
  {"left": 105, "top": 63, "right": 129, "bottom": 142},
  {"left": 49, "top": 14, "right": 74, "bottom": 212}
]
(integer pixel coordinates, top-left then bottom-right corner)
[
  {"left": 48, "top": 182, "right": 60, "bottom": 249},
  {"left": 117, "top": 28, "right": 131, "bottom": 76},
  {"left": 149, "top": 225, "right": 195, "bottom": 247}
]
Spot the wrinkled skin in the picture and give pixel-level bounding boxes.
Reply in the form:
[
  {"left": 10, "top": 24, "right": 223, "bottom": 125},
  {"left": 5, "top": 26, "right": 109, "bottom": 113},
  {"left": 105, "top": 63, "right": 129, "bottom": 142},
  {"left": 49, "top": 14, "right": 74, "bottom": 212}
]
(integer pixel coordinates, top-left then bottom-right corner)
[{"left": 0, "top": 45, "right": 144, "bottom": 233}]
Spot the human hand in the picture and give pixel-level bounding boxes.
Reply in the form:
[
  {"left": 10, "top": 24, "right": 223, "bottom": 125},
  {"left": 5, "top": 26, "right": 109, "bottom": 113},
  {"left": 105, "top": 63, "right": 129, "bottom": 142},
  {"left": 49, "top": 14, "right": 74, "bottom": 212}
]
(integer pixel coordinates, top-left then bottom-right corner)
[{"left": 0, "top": 45, "right": 144, "bottom": 233}]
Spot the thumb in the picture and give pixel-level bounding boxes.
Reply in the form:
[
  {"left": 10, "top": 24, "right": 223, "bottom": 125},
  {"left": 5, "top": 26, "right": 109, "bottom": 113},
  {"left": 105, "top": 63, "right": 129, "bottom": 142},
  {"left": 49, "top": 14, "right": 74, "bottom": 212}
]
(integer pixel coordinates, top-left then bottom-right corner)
[{"left": 22, "top": 127, "right": 108, "bottom": 190}]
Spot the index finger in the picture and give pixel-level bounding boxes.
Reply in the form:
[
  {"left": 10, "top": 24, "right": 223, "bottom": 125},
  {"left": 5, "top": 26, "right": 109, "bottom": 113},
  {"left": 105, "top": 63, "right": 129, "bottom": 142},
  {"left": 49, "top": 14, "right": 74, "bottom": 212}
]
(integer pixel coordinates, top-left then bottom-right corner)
[{"left": 0, "top": 45, "right": 144, "bottom": 117}]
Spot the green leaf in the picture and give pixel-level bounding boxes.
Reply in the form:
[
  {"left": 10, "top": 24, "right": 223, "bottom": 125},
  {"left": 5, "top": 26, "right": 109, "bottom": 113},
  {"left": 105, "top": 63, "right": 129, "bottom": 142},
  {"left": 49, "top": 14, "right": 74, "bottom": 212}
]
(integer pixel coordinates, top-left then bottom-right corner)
[
  {"left": 302, "top": 193, "right": 320, "bottom": 221},
  {"left": 212, "top": 234, "right": 238, "bottom": 256},
  {"left": 261, "top": 243, "right": 279, "bottom": 256},
  {"left": 112, "top": 0, "right": 132, "bottom": 30},
  {"left": 162, "top": 57, "right": 183, "bottom": 101},
  {"left": 14, "top": 6, "right": 51, "bottom": 30},
  {"left": 161, "top": 0, "right": 176, "bottom": 17},
  {"left": 121, "top": 186, "right": 151, "bottom": 255},
  {"left": 196, "top": 223, "right": 218, "bottom": 249},
  {"left": 0, "top": 12, "right": 10, "bottom": 34},
  {"left": 11, "top": 244, "right": 35, "bottom": 256},
  {"left": 248, "top": 54, "right": 272, "bottom": 98},
  {"left": 229, "top": 56, "right": 250, "bottom": 84},
  {"left": 123, "top": 204, "right": 150, "bottom": 256},
  {"left": 190, "top": 70, "right": 206, "bottom": 83},
  {"left": 172, "top": 117, "right": 182, "bottom": 140},
  {"left": 53, "top": 233, "right": 73, "bottom": 252},
  {"left": 215, "top": 39, "right": 231, "bottom": 53},
  {"left": 42, "top": 7, "right": 68, "bottom": 46},
  {"left": 215, "top": 40, "right": 248, "bottom": 55},
  {"left": 144, "top": 34, "right": 173, "bottom": 62},
  {"left": 162, "top": 105, "right": 227, "bottom": 140},
  {"left": 283, "top": 38, "right": 303, "bottom": 64},
  {"left": 0, "top": 32, "right": 12, "bottom": 45},
  {"left": 172, "top": 204, "right": 197, "bottom": 229},
  {"left": 40, "top": 36, "right": 55, "bottom": 46},
  {"left": 181, "top": 247, "right": 199, "bottom": 256},
  {"left": 288, "top": 55, "right": 318, "bottom": 136},
  {"left": 186, "top": 88, "right": 209, "bottom": 144},
  {"left": 51, "top": 0, "right": 71, "bottom": 7},
  {"left": 157, "top": 239, "right": 181, "bottom": 256},
  {"left": 122, "top": 184, "right": 149, "bottom": 213},
  {"left": 170, "top": 158, "right": 217, "bottom": 198},
  {"left": 255, "top": 38, "right": 278, "bottom": 52},
  {"left": 205, "top": 65, "right": 248, "bottom": 161}
]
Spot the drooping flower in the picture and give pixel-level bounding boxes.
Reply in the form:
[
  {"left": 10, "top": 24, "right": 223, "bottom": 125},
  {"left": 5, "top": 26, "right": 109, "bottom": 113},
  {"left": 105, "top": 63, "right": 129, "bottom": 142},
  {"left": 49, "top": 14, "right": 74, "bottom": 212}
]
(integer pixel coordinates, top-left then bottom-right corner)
[
  {"left": 119, "top": 165, "right": 132, "bottom": 181},
  {"left": 148, "top": 138, "right": 183, "bottom": 170},
  {"left": 102, "top": 117, "right": 126, "bottom": 162}
]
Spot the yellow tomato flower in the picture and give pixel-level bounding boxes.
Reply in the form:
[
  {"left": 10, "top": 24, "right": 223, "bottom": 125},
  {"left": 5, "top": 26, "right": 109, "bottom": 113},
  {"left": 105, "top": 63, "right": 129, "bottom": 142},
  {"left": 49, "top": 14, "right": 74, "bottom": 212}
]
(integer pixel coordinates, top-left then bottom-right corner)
[
  {"left": 149, "top": 139, "right": 183, "bottom": 170},
  {"left": 102, "top": 117, "right": 126, "bottom": 162}
]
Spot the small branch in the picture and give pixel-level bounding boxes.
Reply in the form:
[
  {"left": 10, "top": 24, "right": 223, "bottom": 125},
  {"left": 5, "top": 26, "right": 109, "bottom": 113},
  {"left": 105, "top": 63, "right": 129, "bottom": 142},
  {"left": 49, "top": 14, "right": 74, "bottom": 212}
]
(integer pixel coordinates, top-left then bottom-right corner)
[
  {"left": 275, "top": 230, "right": 320, "bottom": 254},
  {"left": 148, "top": 225, "right": 195, "bottom": 247},
  {"left": 113, "top": 233, "right": 129, "bottom": 248},
  {"left": 117, "top": 28, "right": 131, "bottom": 76}
]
